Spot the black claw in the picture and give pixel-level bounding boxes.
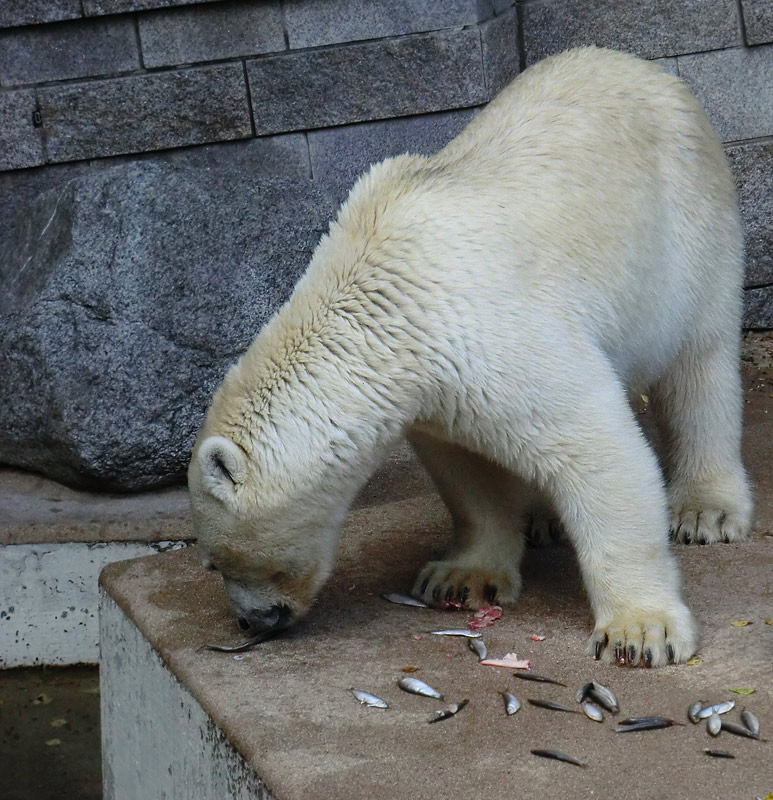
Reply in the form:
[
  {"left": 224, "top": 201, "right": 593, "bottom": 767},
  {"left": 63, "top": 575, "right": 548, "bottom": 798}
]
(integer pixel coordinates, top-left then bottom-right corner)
[
  {"left": 461, "top": 586, "right": 470, "bottom": 604},
  {"left": 594, "top": 639, "right": 604, "bottom": 660},
  {"left": 627, "top": 645, "right": 637, "bottom": 665},
  {"left": 666, "top": 643, "right": 675, "bottom": 663},
  {"left": 485, "top": 584, "right": 498, "bottom": 604},
  {"left": 614, "top": 643, "right": 624, "bottom": 663},
  {"left": 445, "top": 586, "right": 455, "bottom": 603},
  {"left": 420, "top": 578, "right": 429, "bottom": 595},
  {"left": 431, "top": 586, "right": 441, "bottom": 601},
  {"left": 644, "top": 648, "right": 653, "bottom": 668}
]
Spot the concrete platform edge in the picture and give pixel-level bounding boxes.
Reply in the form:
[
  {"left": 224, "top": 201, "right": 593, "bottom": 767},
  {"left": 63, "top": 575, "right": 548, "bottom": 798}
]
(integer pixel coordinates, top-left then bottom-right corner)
[{"left": 100, "top": 589, "right": 272, "bottom": 800}]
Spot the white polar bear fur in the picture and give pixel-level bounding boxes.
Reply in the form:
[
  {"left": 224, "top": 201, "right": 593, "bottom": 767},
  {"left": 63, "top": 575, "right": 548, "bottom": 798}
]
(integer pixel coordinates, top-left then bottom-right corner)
[{"left": 189, "top": 46, "right": 753, "bottom": 666}]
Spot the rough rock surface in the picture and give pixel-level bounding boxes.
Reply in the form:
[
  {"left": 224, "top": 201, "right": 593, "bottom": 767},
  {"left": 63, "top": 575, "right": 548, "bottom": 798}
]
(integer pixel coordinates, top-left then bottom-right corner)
[{"left": 0, "top": 162, "right": 336, "bottom": 490}]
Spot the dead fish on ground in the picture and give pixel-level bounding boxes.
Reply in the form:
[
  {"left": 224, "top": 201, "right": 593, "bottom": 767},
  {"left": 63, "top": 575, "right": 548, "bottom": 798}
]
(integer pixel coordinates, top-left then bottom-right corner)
[
  {"left": 531, "top": 749, "right": 587, "bottom": 768},
  {"left": 468, "top": 638, "right": 487, "bottom": 661},
  {"left": 431, "top": 629, "right": 482, "bottom": 638},
  {"left": 720, "top": 719, "right": 766, "bottom": 741},
  {"left": 697, "top": 700, "right": 735, "bottom": 719},
  {"left": 381, "top": 592, "right": 429, "bottom": 608},
  {"left": 528, "top": 698, "right": 579, "bottom": 713},
  {"left": 687, "top": 700, "right": 706, "bottom": 723},
  {"left": 704, "top": 748, "right": 735, "bottom": 759},
  {"left": 577, "top": 681, "right": 619, "bottom": 714},
  {"left": 428, "top": 699, "right": 469, "bottom": 723},
  {"left": 582, "top": 701, "right": 604, "bottom": 722},
  {"left": 513, "top": 672, "right": 566, "bottom": 687},
  {"left": 501, "top": 692, "right": 521, "bottom": 715},
  {"left": 398, "top": 677, "right": 443, "bottom": 699},
  {"left": 351, "top": 689, "right": 388, "bottom": 709},
  {"left": 707, "top": 712, "right": 722, "bottom": 737},
  {"left": 741, "top": 708, "right": 761, "bottom": 736},
  {"left": 205, "top": 628, "right": 282, "bottom": 652},
  {"left": 616, "top": 716, "right": 683, "bottom": 732}
]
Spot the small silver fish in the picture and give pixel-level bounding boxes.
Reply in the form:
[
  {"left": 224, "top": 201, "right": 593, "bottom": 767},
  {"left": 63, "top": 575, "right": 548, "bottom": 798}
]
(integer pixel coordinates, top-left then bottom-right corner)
[
  {"left": 616, "top": 716, "right": 682, "bottom": 732},
  {"left": 468, "top": 638, "right": 487, "bottom": 660},
  {"left": 531, "top": 749, "right": 587, "bottom": 768},
  {"left": 704, "top": 748, "right": 735, "bottom": 759},
  {"left": 588, "top": 681, "right": 619, "bottom": 714},
  {"left": 576, "top": 682, "right": 593, "bottom": 703},
  {"left": 351, "top": 689, "right": 388, "bottom": 709},
  {"left": 707, "top": 712, "right": 721, "bottom": 736},
  {"left": 431, "top": 629, "right": 482, "bottom": 638},
  {"left": 720, "top": 719, "right": 765, "bottom": 741},
  {"left": 502, "top": 692, "right": 521, "bottom": 715},
  {"left": 398, "top": 677, "right": 443, "bottom": 699},
  {"left": 687, "top": 700, "right": 705, "bottom": 724},
  {"left": 582, "top": 701, "right": 604, "bottom": 722},
  {"left": 428, "top": 699, "right": 469, "bottom": 723},
  {"left": 697, "top": 700, "right": 735, "bottom": 719},
  {"left": 513, "top": 672, "right": 566, "bottom": 687},
  {"left": 381, "top": 592, "right": 429, "bottom": 608},
  {"left": 741, "top": 708, "right": 761, "bottom": 736},
  {"left": 206, "top": 628, "right": 280, "bottom": 652},
  {"left": 528, "top": 698, "right": 579, "bottom": 713}
]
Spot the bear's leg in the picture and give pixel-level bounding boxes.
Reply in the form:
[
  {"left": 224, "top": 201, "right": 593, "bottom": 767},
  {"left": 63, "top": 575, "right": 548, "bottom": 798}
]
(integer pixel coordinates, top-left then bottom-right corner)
[
  {"left": 652, "top": 339, "right": 753, "bottom": 544},
  {"left": 407, "top": 428, "right": 527, "bottom": 609},
  {"left": 519, "top": 365, "right": 697, "bottom": 666}
]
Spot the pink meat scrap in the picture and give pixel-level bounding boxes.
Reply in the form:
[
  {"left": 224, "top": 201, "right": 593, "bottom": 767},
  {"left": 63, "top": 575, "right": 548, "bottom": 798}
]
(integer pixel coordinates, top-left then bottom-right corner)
[
  {"left": 479, "top": 653, "right": 531, "bottom": 670},
  {"left": 467, "top": 605, "right": 503, "bottom": 631}
]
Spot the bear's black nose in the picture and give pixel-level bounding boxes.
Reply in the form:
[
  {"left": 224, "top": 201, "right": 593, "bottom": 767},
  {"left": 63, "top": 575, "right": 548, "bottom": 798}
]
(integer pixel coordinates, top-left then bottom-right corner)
[{"left": 238, "top": 604, "right": 292, "bottom": 634}]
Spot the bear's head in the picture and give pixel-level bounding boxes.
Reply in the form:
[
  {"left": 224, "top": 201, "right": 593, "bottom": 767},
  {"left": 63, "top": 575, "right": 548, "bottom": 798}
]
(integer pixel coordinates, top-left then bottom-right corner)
[
  {"left": 188, "top": 430, "right": 357, "bottom": 637},
  {"left": 188, "top": 400, "right": 376, "bottom": 635}
]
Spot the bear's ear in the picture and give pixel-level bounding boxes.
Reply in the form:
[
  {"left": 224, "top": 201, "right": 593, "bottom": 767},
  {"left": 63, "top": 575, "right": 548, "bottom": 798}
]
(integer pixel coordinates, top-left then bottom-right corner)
[{"left": 197, "top": 435, "right": 247, "bottom": 503}]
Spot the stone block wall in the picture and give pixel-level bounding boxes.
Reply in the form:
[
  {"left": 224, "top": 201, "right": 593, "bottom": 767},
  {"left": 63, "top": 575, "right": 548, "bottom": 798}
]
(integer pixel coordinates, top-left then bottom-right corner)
[
  {"left": 0, "top": 0, "right": 770, "bottom": 320},
  {"left": 0, "top": 0, "right": 771, "bottom": 489}
]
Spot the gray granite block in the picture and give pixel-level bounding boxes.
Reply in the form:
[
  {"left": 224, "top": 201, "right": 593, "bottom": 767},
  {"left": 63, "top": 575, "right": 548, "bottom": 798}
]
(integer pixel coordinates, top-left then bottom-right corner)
[
  {"left": 139, "top": 1, "right": 284, "bottom": 69},
  {"left": 247, "top": 28, "right": 487, "bottom": 135},
  {"left": 743, "top": 286, "right": 773, "bottom": 329},
  {"left": 481, "top": 7, "right": 519, "bottom": 96},
  {"left": 308, "top": 108, "right": 479, "bottom": 204},
  {"left": 743, "top": 0, "right": 773, "bottom": 45},
  {"left": 82, "top": 0, "right": 225, "bottom": 15},
  {"left": 0, "top": 0, "right": 81, "bottom": 28},
  {"left": 0, "top": 90, "right": 45, "bottom": 171},
  {"left": 0, "top": 135, "right": 310, "bottom": 282},
  {"left": 283, "top": 0, "right": 494, "bottom": 49},
  {"left": 727, "top": 141, "right": 773, "bottom": 289},
  {"left": 0, "top": 18, "right": 139, "bottom": 88},
  {"left": 0, "top": 162, "right": 337, "bottom": 489},
  {"left": 678, "top": 45, "right": 773, "bottom": 143},
  {"left": 522, "top": 0, "right": 741, "bottom": 64},
  {"left": 653, "top": 57, "right": 679, "bottom": 76},
  {"left": 37, "top": 64, "right": 252, "bottom": 164},
  {"left": 153, "top": 133, "right": 311, "bottom": 179}
]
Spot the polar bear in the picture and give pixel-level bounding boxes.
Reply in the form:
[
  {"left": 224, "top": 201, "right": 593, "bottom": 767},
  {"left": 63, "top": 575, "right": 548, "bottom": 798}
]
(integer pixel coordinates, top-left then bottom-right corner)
[{"left": 188, "top": 46, "right": 753, "bottom": 667}]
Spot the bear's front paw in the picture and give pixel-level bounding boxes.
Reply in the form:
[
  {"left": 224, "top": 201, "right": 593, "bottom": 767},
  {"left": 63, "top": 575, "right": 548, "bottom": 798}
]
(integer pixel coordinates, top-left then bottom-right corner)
[
  {"left": 588, "top": 605, "right": 698, "bottom": 667},
  {"left": 412, "top": 561, "right": 522, "bottom": 610},
  {"left": 671, "top": 507, "right": 751, "bottom": 544}
]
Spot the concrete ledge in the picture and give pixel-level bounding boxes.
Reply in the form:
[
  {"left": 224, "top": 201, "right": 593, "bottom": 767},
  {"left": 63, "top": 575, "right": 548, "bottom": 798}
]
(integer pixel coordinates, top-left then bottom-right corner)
[
  {"left": 100, "top": 591, "right": 269, "bottom": 800},
  {"left": 0, "top": 540, "right": 189, "bottom": 667},
  {"left": 99, "top": 366, "right": 773, "bottom": 800}
]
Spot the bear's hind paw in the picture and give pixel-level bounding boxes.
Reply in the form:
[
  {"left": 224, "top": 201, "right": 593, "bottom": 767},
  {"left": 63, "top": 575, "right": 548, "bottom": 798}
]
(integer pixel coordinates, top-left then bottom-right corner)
[{"left": 671, "top": 507, "right": 751, "bottom": 544}]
